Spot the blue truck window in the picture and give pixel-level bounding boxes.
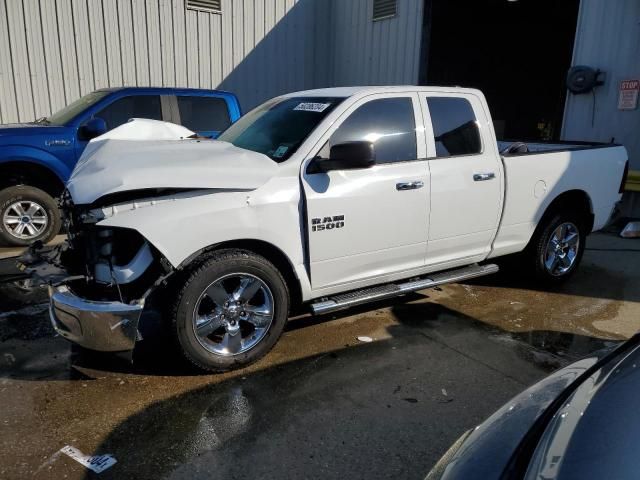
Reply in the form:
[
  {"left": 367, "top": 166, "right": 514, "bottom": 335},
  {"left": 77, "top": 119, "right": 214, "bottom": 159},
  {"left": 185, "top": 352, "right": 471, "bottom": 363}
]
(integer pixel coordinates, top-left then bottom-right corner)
[
  {"left": 177, "top": 96, "right": 231, "bottom": 133},
  {"left": 47, "top": 91, "right": 109, "bottom": 125},
  {"left": 96, "top": 95, "right": 162, "bottom": 130}
]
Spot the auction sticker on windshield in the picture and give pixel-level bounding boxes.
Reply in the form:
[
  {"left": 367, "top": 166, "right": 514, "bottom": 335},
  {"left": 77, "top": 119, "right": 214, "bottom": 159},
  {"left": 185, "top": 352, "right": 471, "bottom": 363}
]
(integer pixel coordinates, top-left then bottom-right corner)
[
  {"left": 294, "top": 102, "right": 331, "bottom": 112},
  {"left": 273, "top": 145, "right": 289, "bottom": 158}
]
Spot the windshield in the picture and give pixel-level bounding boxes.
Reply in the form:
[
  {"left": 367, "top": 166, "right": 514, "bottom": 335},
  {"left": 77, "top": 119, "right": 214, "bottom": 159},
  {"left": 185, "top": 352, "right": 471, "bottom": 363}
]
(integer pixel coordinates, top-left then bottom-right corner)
[
  {"left": 217, "top": 96, "right": 344, "bottom": 162},
  {"left": 46, "top": 91, "right": 110, "bottom": 125}
]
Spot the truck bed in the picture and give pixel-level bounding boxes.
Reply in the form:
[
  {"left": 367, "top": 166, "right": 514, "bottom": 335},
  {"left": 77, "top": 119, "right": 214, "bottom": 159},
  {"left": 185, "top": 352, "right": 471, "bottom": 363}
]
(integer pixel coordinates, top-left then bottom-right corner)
[
  {"left": 497, "top": 140, "right": 618, "bottom": 154},
  {"left": 489, "top": 141, "right": 628, "bottom": 259}
]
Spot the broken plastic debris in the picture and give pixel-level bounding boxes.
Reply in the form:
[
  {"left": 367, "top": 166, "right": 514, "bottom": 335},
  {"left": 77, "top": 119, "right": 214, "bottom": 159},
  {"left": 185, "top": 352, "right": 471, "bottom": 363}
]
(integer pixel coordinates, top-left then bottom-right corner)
[
  {"left": 60, "top": 445, "right": 117, "bottom": 473},
  {"left": 357, "top": 336, "right": 373, "bottom": 343},
  {"left": 620, "top": 221, "right": 640, "bottom": 238}
]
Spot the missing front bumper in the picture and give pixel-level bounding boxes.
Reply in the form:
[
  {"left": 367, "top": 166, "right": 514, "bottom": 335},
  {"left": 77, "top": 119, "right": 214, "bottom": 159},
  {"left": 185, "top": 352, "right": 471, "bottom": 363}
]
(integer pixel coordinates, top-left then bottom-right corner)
[{"left": 48, "top": 285, "right": 145, "bottom": 352}]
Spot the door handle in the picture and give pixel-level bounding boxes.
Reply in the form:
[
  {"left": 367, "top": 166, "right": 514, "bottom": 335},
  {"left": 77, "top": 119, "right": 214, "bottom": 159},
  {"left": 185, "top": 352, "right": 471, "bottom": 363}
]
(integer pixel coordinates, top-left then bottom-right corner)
[
  {"left": 473, "top": 172, "right": 496, "bottom": 182},
  {"left": 396, "top": 181, "right": 424, "bottom": 191}
]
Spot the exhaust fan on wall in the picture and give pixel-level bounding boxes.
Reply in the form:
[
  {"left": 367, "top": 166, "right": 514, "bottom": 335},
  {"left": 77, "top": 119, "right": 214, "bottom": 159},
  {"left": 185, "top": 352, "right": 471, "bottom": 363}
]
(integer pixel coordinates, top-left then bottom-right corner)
[{"left": 566, "top": 66, "right": 606, "bottom": 94}]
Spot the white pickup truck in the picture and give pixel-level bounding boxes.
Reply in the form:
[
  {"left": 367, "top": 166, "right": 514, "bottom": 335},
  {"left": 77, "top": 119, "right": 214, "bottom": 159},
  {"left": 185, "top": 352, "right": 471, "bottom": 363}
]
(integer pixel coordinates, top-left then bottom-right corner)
[{"left": 37, "top": 86, "right": 628, "bottom": 372}]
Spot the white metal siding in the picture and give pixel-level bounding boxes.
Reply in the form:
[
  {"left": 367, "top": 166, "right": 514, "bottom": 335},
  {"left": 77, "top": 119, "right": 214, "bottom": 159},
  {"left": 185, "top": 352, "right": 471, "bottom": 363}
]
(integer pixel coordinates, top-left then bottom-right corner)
[
  {"left": 562, "top": 0, "right": 640, "bottom": 170},
  {"left": 328, "top": 0, "right": 423, "bottom": 87},
  {"left": 0, "top": 0, "right": 424, "bottom": 122}
]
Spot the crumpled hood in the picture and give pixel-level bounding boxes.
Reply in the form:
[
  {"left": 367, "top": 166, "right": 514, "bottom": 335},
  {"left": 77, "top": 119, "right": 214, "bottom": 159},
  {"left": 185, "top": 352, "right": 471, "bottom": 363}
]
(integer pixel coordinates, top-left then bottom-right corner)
[{"left": 66, "top": 119, "right": 278, "bottom": 205}]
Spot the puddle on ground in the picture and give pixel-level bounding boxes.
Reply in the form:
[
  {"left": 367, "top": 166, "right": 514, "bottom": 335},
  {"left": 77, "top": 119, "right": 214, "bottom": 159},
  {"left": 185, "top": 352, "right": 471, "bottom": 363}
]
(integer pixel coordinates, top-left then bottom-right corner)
[
  {"left": 492, "top": 329, "right": 619, "bottom": 372},
  {"left": 428, "top": 264, "right": 630, "bottom": 341}
]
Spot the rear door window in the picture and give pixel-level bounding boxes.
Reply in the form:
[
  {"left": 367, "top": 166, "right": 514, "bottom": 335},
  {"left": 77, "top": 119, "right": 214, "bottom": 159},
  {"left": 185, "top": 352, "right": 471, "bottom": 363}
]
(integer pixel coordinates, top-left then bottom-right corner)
[
  {"left": 427, "top": 97, "right": 482, "bottom": 157},
  {"left": 177, "top": 96, "right": 231, "bottom": 133},
  {"left": 328, "top": 97, "right": 417, "bottom": 164},
  {"left": 95, "top": 95, "right": 162, "bottom": 130}
]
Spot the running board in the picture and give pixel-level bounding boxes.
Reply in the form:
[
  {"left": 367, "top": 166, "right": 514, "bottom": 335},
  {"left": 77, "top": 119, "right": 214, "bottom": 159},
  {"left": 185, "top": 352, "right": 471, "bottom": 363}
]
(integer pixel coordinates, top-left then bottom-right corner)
[{"left": 310, "top": 263, "right": 499, "bottom": 315}]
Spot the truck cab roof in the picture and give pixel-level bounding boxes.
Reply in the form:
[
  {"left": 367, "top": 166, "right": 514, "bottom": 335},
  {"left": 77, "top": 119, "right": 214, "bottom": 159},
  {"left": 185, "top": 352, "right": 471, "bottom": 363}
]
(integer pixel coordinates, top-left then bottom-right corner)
[{"left": 284, "top": 85, "right": 484, "bottom": 99}]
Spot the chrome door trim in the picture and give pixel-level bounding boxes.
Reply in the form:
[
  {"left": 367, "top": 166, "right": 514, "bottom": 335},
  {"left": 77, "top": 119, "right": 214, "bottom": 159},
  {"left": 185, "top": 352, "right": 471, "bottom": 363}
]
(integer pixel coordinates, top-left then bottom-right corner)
[
  {"left": 396, "top": 181, "right": 424, "bottom": 191},
  {"left": 473, "top": 172, "right": 496, "bottom": 181}
]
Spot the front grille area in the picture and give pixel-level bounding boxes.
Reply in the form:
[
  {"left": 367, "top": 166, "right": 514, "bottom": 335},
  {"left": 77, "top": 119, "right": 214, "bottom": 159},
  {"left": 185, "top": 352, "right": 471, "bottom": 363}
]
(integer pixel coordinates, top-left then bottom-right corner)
[{"left": 59, "top": 199, "right": 163, "bottom": 302}]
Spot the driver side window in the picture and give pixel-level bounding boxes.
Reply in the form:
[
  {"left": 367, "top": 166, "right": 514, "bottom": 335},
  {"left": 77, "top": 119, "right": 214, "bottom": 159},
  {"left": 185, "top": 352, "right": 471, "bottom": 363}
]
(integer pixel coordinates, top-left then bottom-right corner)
[{"left": 324, "top": 97, "right": 417, "bottom": 164}]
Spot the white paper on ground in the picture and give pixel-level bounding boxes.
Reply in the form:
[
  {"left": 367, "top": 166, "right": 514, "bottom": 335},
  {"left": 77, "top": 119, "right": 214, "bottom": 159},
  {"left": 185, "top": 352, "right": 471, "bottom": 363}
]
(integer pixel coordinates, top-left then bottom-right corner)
[
  {"left": 60, "top": 445, "right": 117, "bottom": 474},
  {"left": 357, "top": 336, "right": 373, "bottom": 343}
]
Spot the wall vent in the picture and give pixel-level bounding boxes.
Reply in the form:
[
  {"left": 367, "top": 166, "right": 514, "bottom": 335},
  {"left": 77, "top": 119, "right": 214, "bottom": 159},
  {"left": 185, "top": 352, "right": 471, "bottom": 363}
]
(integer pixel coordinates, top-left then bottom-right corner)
[
  {"left": 186, "top": 0, "right": 221, "bottom": 14},
  {"left": 373, "top": 0, "right": 397, "bottom": 21}
]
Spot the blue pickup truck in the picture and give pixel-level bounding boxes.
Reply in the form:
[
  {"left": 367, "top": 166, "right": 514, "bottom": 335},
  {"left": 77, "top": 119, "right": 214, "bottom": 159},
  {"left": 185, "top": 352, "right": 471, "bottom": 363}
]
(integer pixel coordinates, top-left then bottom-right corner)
[{"left": 0, "top": 87, "right": 241, "bottom": 246}]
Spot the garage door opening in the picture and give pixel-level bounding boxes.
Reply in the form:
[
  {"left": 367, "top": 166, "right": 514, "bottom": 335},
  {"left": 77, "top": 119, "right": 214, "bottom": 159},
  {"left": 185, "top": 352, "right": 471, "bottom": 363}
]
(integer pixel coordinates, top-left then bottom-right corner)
[{"left": 421, "top": 0, "right": 580, "bottom": 141}]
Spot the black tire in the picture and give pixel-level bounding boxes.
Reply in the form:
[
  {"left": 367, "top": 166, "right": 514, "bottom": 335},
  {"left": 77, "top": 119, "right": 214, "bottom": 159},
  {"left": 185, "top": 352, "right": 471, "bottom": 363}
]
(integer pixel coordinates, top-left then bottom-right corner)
[
  {"left": 171, "top": 249, "right": 290, "bottom": 372},
  {"left": 526, "top": 210, "right": 587, "bottom": 285},
  {"left": 0, "top": 185, "right": 60, "bottom": 247}
]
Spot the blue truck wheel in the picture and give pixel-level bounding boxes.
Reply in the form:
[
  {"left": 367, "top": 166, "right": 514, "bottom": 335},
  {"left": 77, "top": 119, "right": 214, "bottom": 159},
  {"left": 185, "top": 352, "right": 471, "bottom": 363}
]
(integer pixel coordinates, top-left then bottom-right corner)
[{"left": 0, "top": 185, "right": 60, "bottom": 247}]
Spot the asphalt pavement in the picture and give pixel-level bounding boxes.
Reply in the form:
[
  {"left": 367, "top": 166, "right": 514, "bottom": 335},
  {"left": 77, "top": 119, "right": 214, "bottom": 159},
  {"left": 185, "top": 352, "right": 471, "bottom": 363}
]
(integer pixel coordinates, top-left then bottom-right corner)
[{"left": 0, "top": 232, "right": 638, "bottom": 479}]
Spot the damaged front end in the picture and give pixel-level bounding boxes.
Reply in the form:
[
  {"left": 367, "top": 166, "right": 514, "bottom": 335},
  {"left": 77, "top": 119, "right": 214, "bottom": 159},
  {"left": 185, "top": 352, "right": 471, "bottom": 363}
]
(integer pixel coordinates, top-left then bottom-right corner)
[{"left": 21, "top": 192, "right": 174, "bottom": 354}]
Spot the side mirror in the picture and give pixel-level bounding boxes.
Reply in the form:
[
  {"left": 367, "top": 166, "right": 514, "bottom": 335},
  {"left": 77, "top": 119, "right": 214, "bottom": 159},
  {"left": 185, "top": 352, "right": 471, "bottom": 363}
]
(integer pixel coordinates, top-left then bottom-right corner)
[
  {"left": 313, "top": 141, "right": 375, "bottom": 173},
  {"left": 79, "top": 117, "right": 107, "bottom": 140}
]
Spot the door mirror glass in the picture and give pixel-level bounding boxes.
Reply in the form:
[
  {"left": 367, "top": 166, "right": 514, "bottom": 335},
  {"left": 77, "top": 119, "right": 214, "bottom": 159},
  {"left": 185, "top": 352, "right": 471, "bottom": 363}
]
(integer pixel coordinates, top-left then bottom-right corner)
[
  {"left": 79, "top": 117, "right": 107, "bottom": 140},
  {"left": 313, "top": 141, "right": 375, "bottom": 172}
]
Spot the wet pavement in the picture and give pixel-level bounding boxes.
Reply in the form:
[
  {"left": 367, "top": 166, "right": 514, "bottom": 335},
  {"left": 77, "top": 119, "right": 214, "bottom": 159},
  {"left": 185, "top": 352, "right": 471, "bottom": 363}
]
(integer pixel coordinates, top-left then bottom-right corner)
[
  {"left": 0, "top": 235, "right": 66, "bottom": 260},
  {"left": 0, "top": 232, "right": 638, "bottom": 479}
]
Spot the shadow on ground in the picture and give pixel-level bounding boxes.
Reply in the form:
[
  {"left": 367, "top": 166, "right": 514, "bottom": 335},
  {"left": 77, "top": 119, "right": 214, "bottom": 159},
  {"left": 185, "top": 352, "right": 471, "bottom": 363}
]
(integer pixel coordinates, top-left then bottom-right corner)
[
  {"left": 468, "top": 261, "right": 634, "bottom": 301},
  {"left": 74, "top": 299, "right": 616, "bottom": 480},
  {"left": 0, "top": 240, "right": 630, "bottom": 479}
]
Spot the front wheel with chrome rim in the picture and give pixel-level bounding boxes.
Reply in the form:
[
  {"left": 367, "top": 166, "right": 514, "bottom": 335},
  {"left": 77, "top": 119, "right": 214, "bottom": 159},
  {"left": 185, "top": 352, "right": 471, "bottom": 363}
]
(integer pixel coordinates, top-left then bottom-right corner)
[
  {"left": 529, "top": 212, "right": 587, "bottom": 284},
  {"left": 172, "top": 249, "right": 289, "bottom": 372}
]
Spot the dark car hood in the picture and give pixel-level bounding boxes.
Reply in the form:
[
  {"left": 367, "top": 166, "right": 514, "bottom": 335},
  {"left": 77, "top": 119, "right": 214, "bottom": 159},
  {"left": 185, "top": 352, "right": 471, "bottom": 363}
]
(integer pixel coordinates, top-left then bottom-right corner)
[
  {"left": 523, "top": 341, "right": 640, "bottom": 479},
  {"left": 432, "top": 338, "right": 636, "bottom": 480}
]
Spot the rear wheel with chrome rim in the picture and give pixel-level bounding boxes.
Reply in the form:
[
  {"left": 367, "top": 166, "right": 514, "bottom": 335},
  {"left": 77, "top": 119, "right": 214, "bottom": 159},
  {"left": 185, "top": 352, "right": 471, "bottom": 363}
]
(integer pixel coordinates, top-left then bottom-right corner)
[
  {"left": 0, "top": 185, "right": 60, "bottom": 246},
  {"left": 172, "top": 249, "right": 289, "bottom": 372},
  {"left": 529, "top": 212, "right": 587, "bottom": 284},
  {"left": 542, "top": 222, "right": 580, "bottom": 276}
]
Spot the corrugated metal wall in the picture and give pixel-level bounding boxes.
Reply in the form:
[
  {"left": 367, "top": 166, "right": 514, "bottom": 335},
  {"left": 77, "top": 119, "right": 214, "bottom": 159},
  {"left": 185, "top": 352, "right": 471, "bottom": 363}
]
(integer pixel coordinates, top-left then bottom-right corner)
[
  {"left": 0, "top": 0, "right": 325, "bottom": 122},
  {"left": 327, "top": 0, "right": 423, "bottom": 86},
  {"left": 562, "top": 0, "right": 640, "bottom": 170},
  {"left": 0, "top": 0, "right": 423, "bottom": 124}
]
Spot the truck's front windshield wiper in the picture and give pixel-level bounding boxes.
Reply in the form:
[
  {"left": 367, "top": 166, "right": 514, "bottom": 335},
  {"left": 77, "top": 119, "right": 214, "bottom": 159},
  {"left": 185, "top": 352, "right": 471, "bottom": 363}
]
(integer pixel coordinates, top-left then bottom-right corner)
[{"left": 32, "top": 117, "right": 50, "bottom": 125}]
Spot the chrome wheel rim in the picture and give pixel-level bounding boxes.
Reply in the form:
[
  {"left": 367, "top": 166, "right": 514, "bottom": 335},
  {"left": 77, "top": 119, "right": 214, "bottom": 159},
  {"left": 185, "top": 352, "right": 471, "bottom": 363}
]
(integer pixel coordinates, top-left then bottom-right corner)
[
  {"left": 543, "top": 222, "right": 580, "bottom": 276},
  {"left": 2, "top": 201, "right": 48, "bottom": 240},
  {"left": 192, "top": 273, "right": 274, "bottom": 356}
]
